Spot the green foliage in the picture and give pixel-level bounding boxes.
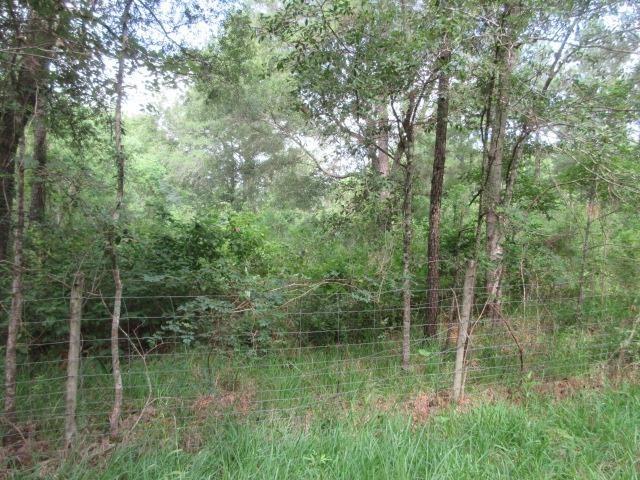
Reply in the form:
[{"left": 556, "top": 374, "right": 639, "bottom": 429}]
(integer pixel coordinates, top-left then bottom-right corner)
[{"left": 2, "top": 4, "right": 640, "bottom": 458}]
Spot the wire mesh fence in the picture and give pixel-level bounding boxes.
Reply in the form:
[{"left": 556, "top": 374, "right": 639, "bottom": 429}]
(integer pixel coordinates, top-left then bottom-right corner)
[{"left": 1, "top": 284, "right": 638, "bottom": 456}]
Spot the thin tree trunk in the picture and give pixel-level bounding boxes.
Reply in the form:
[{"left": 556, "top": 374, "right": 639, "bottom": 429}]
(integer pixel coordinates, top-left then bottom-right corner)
[
  {"left": 29, "top": 98, "right": 47, "bottom": 223},
  {"left": 534, "top": 132, "right": 541, "bottom": 180},
  {"left": 444, "top": 191, "right": 467, "bottom": 350},
  {"left": 425, "top": 46, "right": 451, "bottom": 338},
  {"left": 0, "top": 111, "right": 31, "bottom": 263},
  {"left": 3, "top": 136, "right": 25, "bottom": 446},
  {"left": 492, "top": 13, "right": 572, "bottom": 320},
  {"left": 484, "top": 4, "right": 518, "bottom": 324},
  {"left": 504, "top": 132, "right": 527, "bottom": 205},
  {"left": 64, "top": 272, "right": 84, "bottom": 450},
  {"left": 108, "top": 0, "right": 132, "bottom": 440},
  {"left": 452, "top": 260, "right": 477, "bottom": 403},
  {"left": 373, "top": 106, "right": 390, "bottom": 178},
  {"left": 401, "top": 140, "right": 414, "bottom": 371},
  {"left": 108, "top": 257, "right": 123, "bottom": 439},
  {"left": 368, "top": 105, "right": 391, "bottom": 228},
  {"left": 0, "top": 115, "right": 21, "bottom": 263},
  {"left": 577, "top": 186, "right": 596, "bottom": 320},
  {"left": 600, "top": 214, "right": 608, "bottom": 307}
]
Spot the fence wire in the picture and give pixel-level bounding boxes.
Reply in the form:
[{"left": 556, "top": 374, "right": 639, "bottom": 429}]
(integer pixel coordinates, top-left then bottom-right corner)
[{"left": 1, "top": 288, "right": 638, "bottom": 458}]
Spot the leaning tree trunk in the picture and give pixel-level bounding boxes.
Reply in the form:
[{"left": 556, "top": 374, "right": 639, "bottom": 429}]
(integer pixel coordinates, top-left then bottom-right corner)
[
  {"left": 29, "top": 98, "right": 47, "bottom": 223},
  {"left": 401, "top": 138, "right": 415, "bottom": 371},
  {"left": 425, "top": 46, "right": 451, "bottom": 338},
  {"left": 3, "top": 136, "right": 26, "bottom": 446},
  {"left": 108, "top": 0, "right": 133, "bottom": 440}
]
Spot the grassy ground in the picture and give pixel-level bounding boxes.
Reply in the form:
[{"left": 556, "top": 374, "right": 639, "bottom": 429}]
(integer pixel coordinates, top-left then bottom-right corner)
[
  {"left": 3, "top": 314, "right": 638, "bottom": 478},
  {"left": 12, "top": 381, "right": 640, "bottom": 479}
]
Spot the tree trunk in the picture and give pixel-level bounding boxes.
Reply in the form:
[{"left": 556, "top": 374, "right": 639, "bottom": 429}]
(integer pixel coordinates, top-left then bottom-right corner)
[
  {"left": 108, "top": 0, "right": 133, "bottom": 440},
  {"left": 577, "top": 186, "right": 596, "bottom": 320},
  {"left": 452, "top": 259, "right": 477, "bottom": 403},
  {"left": 29, "top": 99, "right": 47, "bottom": 223},
  {"left": 64, "top": 272, "right": 84, "bottom": 450},
  {"left": 372, "top": 106, "right": 390, "bottom": 179},
  {"left": 425, "top": 48, "right": 451, "bottom": 338},
  {"left": 599, "top": 213, "right": 608, "bottom": 307},
  {"left": 0, "top": 112, "right": 31, "bottom": 264},
  {"left": 504, "top": 132, "right": 527, "bottom": 206},
  {"left": 484, "top": 5, "right": 518, "bottom": 324},
  {"left": 0, "top": 11, "right": 53, "bottom": 260},
  {"left": 444, "top": 189, "right": 467, "bottom": 350},
  {"left": 490, "top": 8, "right": 570, "bottom": 321},
  {"left": 534, "top": 132, "right": 541, "bottom": 181},
  {"left": 3, "top": 136, "right": 25, "bottom": 446},
  {"left": 0, "top": 117, "right": 19, "bottom": 264},
  {"left": 401, "top": 139, "right": 414, "bottom": 371},
  {"left": 108, "top": 257, "right": 124, "bottom": 439}
]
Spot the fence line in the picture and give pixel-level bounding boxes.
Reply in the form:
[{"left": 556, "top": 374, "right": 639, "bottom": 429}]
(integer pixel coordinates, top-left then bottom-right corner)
[
  {"left": 11, "top": 339, "right": 618, "bottom": 409},
  {"left": 1, "top": 289, "right": 637, "bottom": 459},
  {"left": 10, "top": 317, "right": 621, "bottom": 369},
  {"left": 6, "top": 352, "right": 618, "bottom": 440},
  {"left": 13, "top": 293, "right": 624, "bottom": 330},
  {"left": 14, "top": 282, "right": 617, "bottom": 305},
  {"left": 10, "top": 336, "right": 618, "bottom": 400}
]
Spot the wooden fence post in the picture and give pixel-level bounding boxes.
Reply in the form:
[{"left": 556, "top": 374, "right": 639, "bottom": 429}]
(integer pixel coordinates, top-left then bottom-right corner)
[
  {"left": 453, "top": 260, "right": 476, "bottom": 404},
  {"left": 65, "top": 272, "right": 84, "bottom": 450}
]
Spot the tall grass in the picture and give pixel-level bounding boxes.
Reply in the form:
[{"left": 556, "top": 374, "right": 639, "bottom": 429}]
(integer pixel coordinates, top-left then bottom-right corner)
[{"left": 12, "top": 382, "right": 639, "bottom": 479}]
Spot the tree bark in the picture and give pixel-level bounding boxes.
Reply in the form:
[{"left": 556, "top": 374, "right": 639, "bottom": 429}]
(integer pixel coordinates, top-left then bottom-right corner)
[
  {"left": 371, "top": 106, "right": 390, "bottom": 179},
  {"left": 64, "top": 272, "right": 84, "bottom": 450},
  {"left": 484, "top": 4, "right": 519, "bottom": 324},
  {"left": 401, "top": 139, "right": 414, "bottom": 371},
  {"left": 0, "top": 115, "right": 22, "bottom": 264},
  {"left": 425, "top": 47, "right": 451, "bottom": 338},
  {"left": 0, "top": 12, "right": 53, "bottom": 261},
  {"left": 504, "top": 132, "right": 527, "bottom": 206},
  {"left": 108, "top": 257, "right": 124, "bottom": 439},
  {"left": 452, "top": 259, "right": 477, "bottom": 403},
  {"left": 108, "top": 0, "right": 133, "bottom": 440},
  {"left": 367, "top": 105, "right": 391, "bottom": 229},
  {"left": 3, "top": 136, "right": 25, "bottom": 446},
  {"left": 29, "top": 98, "right": 48, "bottom": 223},
  {"left": 444, "top": 200, "right": 466, "bottom": 351}
]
